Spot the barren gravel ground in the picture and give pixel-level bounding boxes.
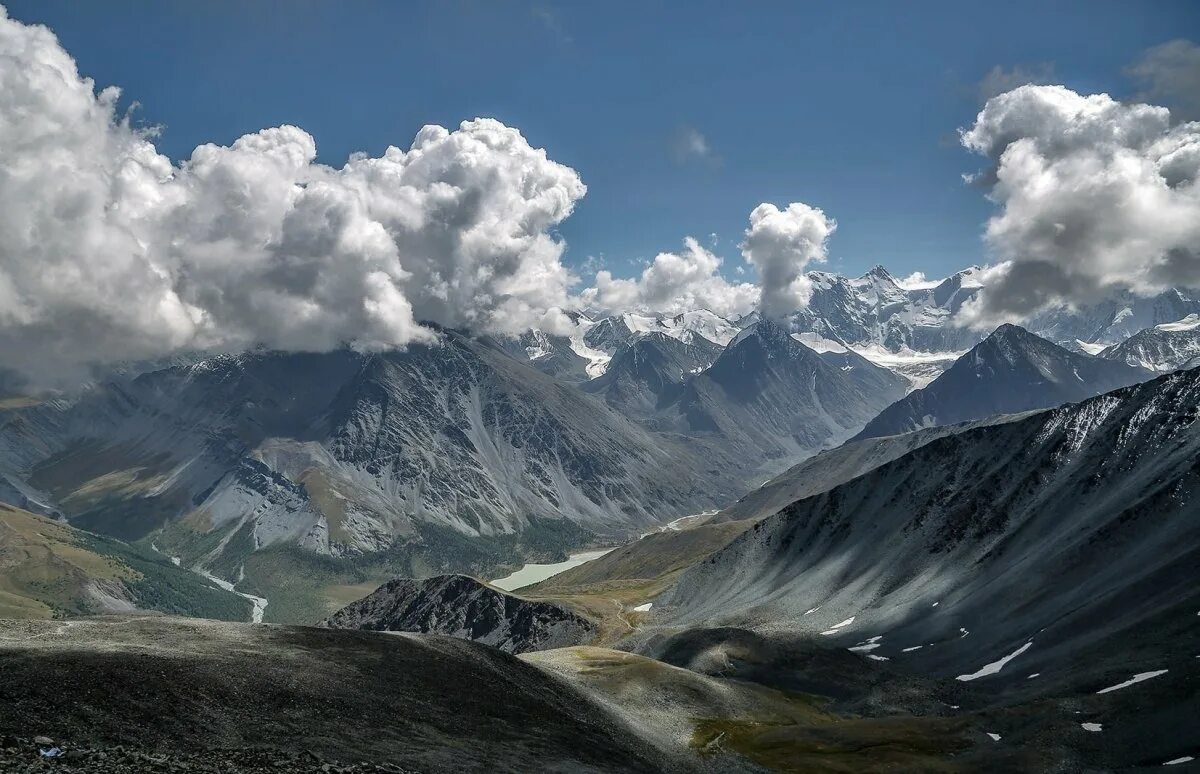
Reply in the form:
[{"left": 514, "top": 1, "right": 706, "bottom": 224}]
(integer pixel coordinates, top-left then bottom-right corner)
[{"left": 0, "top": 616, "right": 680, "bottom": 773}]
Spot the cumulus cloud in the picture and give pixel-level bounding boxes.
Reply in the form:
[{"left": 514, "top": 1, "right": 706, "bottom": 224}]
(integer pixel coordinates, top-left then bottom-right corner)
[
  {"left": 957, "top": 84, "right": 1200, "bottom": 327},
  {"left": 740, "top": 202, "right": 836, "bottom": 319},
  {"left": 1128, "top": 40, "right": 1200, "bottom": 122},
  {"left": 581, "top": 237, "right": 758, "bottom": 319},
  {"left": 0, "top": 7, "right": 585, "bottom": 382}
]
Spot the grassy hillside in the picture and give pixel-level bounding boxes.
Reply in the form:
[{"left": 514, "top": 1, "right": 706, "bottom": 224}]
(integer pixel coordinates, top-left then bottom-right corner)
[{"left": 0, "top": 503, "right": 249, "bottom": 620}]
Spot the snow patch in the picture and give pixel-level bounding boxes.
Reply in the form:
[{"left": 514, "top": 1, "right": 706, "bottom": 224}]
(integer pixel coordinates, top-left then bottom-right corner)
[
  {"left": 1156, "top": 314, "right": 1200, "bottom": 332},
  {"left": 956, "top": 641, "right": 1032, "bottom": 681},
  {"left": 820, "top": 616, "right": 855, "bottom": 635},
  {"left": 1096, "top": 670, "right": 1168, "bottom": 694}
]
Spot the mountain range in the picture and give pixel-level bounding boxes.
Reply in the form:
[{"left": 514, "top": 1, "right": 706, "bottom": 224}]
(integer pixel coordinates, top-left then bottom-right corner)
[
  {"left": 854, "top": 324, "right": 1151, "bottom": 439},
  {"left": 3, "top": 269, "right": 1200, "bottom": 770}
]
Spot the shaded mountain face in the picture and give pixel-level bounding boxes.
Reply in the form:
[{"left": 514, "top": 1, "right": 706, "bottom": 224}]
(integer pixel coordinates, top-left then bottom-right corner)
[
  {"left": 0, "top": 503, "right": 249, "bottom": 621},
  {"left": 1099, "top": 314, "right": 1200, "bottom": 372},
  {"left": 663, "top": 370, "right": 1200, "bottom": 694},
  {"left": 665, "top": 319, "right": 909, "bottom": 469},
  {"left": 321, "top": 574, "right": 597, "bottom": 654},
  {"left": 494, "top": 330, "right": 592, "bottom": 383},
  {"left": 714, "top": 414, "right": 1025, "bottom": 525},
  {"left": 583, "top": 331, "right": 723, "bottom": 415},
  {"left": 854, "top": 324, "right": 1150, "bottom": 440},
  {"left": 0, "top": 330, "right": 739, "bottom": 620}
]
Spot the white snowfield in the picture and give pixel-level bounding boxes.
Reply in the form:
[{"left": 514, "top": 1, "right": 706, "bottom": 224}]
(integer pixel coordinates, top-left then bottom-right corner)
[{"left": 1156, "top": 314, "right": 1200, "bottom": 332}]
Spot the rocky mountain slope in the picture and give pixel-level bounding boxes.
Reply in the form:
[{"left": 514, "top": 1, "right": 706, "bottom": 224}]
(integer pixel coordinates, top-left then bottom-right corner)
[
  {"left": 0, "top": 503, "right": 249, "bottom": 621},
  {"left": 321, "top": 574, "right": 597, "bottom": 654},
  {"left": 0, "top": 330, "right": 741, "bottom": 622},
  {"left": 660, "top": 369, "right": 1200, "bottom": 768},
  {"left": 715, "top": 413, "right": 1025, "bottom": 524},
  {"left": 1099, "top": 314, "right": 1200, "bottom": 372},
  {"left": 854, "top": 324, "right": 1149, "bottom": 439},
  {"left": 663, "top": 319, "right": 909, "bottom": 468},
  {"left": 583, "top": 331, "right": 722, "bottom": 416}
]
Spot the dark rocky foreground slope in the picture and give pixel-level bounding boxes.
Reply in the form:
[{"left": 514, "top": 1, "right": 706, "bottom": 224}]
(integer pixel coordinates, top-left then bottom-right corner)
[
  {"left": 656, "top": 368, "right": 1200, "bottom": 769},
  {"left": 321, "top": 574, "right": 598, "bottom": 653},
  {"left": 0, "top": 616, "right": 677, "bottom": 773}
]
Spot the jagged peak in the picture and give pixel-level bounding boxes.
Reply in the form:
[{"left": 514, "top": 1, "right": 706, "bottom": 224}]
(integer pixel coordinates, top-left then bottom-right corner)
[{"left": 860, "top": 264, "right": 895, "bottom": 282}]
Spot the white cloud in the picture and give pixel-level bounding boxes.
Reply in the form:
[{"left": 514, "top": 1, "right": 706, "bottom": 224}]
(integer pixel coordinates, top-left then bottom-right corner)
[
  {"left": 957, "top": 84, "right": 1200, "bottom": 326},
  {"left": 581, "top": 237, "right": 758, "bottom": 319},
  {"left": 740, "top": 202, "right": 836, "bottom": 319},
  {"left": 895, "top": 271, "right": 942, "bottom": 290},
  {"left": 1128, "top": 39, "right": 1200, "bottom": 122},
  {"left": 0, "top": 7, "right": 585, "bottom": 381},
  {"left": 669, "top": 126, "right": 716, "bottom": 165}
]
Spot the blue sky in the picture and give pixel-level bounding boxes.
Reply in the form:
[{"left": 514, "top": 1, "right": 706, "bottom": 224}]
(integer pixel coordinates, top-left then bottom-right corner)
[{"left": 8, "top": 0, "right": 1197, "bottom": 284}]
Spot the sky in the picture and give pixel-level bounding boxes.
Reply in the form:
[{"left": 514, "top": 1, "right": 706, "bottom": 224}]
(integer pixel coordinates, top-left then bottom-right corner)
[
  {"left": 6, "top": 0, "right": 1196, "bottom": 283},
  {"left": 0, "top": 1, "right": 1198, "bottom": 381}
]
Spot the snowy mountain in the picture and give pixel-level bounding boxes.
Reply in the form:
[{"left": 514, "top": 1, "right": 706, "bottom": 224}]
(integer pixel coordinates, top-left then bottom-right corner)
[
  {"left": 1099, "top": 314, "right": 1200, "bottom": 372},
  {"left": 1026, "top": 288, "right": 1200, "bottom": 347},
  {"left": 512, "top": 310, "right": 740, "bottom": 380},
  {"left": 787, "top": 265, "right": 987, "bottom": 353},
  {"left": 664, "top": 368, "right": 1200, "bottom": 691},
  {"left": 784, "top": 265, "right": 1200, "bottom": 356},
  {"left": 320, "top": 574, "right": 597, "bottom": 653},
  {"left": 854, "top": 324, "right": 1150, "bottom": 439}
]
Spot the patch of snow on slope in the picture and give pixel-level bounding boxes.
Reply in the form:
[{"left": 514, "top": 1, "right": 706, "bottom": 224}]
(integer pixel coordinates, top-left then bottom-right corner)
[
  {"left": 956, "top": 641, "right": 1032, "bottom": 681},
  {"left": 1096, "top": 670, "right": 1169, "bottom": 694},
  {"left": 820, "top": 616, "right": 855, "bottom": 635},
  {"left": 848, "top": 635, "right": 883, "bottom": 652},
  {"left": 1075, "top": 340, "right": 1109, "bottom": 355},
  {"left": 1157, "top": 314, "right": 1200, "bottom": 332}
]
